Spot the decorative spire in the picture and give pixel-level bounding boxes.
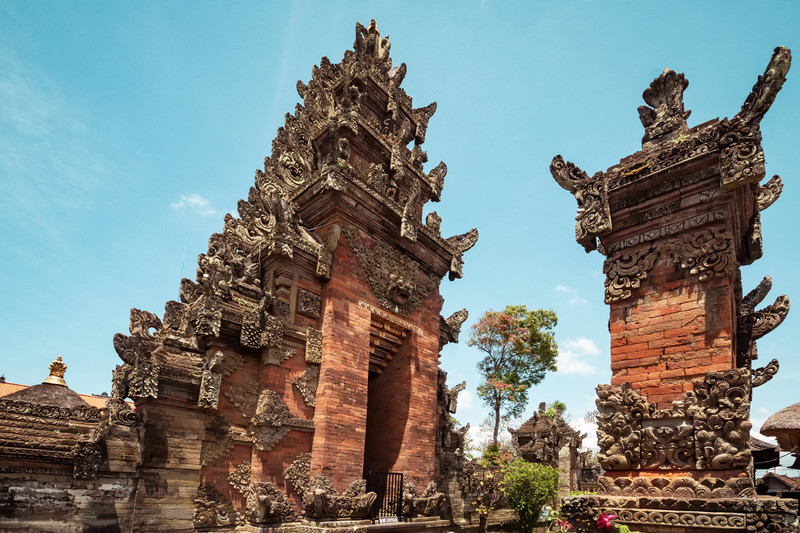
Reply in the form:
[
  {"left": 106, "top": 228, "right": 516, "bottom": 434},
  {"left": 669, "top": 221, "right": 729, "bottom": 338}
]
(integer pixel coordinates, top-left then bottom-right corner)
[
  {"left": 637, "top": 68, "right": 691, "bottom": 146},
  {"left": 42, "top": 355, "right": 68, "bottom": 387}
]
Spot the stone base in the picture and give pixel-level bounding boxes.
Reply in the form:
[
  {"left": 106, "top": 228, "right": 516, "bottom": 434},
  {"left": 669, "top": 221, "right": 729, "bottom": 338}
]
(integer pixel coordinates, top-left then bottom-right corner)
[
  {"left": 560, "top": 494, "right": 798, "bottom": 532},
  {"left": 235, "top": 518, "right": 450, "bottom": 533}
]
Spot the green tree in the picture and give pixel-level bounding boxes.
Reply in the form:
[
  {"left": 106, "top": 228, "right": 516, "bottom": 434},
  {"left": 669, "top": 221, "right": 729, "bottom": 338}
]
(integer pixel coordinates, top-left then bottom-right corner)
[
  {"left": 500, "top": 459, "right": 559, "bottom": 533},
  {"left": 468, "top": 305, "right": 558, "bottom": 445}
]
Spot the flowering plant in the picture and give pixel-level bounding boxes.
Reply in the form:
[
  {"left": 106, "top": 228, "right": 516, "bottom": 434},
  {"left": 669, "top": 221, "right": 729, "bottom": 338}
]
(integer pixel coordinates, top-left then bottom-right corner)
[{"left": 596, "top": 511, "right": 643, "bottom": 533}]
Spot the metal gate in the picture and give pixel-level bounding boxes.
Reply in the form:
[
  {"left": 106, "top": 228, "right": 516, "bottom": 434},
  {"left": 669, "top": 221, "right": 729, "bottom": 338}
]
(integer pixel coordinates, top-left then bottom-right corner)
[{"left": 366, "top": 471, "right": 403, "bottom": 519}]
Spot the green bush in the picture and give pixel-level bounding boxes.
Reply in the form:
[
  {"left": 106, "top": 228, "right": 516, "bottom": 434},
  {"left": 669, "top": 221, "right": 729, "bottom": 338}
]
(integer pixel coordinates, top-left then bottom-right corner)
[{"left": 500, "top": 459, "right": 559, "bottom": 533}]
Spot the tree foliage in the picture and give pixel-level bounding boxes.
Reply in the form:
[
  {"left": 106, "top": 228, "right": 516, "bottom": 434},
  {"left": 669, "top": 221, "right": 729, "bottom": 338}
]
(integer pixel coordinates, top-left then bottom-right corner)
[
  {"left": 500, "top": 459, "right": 559, "bottom": 533},
  {"left": 468, "top": 305, "right": 558, "bottom": 444}
]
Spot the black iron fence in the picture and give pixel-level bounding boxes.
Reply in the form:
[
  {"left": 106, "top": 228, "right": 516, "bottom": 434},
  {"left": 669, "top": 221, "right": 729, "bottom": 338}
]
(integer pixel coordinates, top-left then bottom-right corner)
[{"left": 366, "top": 471, "right": 403, "bottom": 519}]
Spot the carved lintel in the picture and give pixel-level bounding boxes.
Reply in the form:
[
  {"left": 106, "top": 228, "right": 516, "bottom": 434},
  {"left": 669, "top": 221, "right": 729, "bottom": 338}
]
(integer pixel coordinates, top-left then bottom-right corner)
[
  {"left": 291, "top": 366, "right": 319, "bottom": 407},
  {"left": 305, "top": 328, "right": 323, "bottom": 364},
  {"left": 663, "top": 227, "right": 734, "bottom": 282},
  {"left": 637, "top": 69, "right": 691, "bottom": 145},
  {"left": 752, "top": 359, "right": 779, "bottom": 388},
  {"left": 603, "top": 246, "right": 659, "bottom": 303},
  {"left": 757, "top": 175, "right": 783, "bottom": 211},
  {"left": 550, "top": 155, "right": 611, "bottom": 252}
]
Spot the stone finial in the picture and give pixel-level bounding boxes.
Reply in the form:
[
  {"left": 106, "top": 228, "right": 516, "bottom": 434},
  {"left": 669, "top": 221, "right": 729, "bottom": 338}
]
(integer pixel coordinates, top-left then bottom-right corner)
[
  {"left": 42, "top": 355, "right": 68, "bottom": 387},
  {"left": 637, "top": 68, "right": 691, "bottom": 146}
]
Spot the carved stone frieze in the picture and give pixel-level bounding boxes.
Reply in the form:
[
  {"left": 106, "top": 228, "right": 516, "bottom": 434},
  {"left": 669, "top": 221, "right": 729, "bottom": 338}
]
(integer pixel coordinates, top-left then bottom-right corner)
[
  {"left": 605, "top": 209, "right": 727, "bottom": 255},
  {"left": 757, "top": 175, "right": 783, "bottom": 211},
  {"left": 228, "top": 460, "right": 251, "bottom": 494},
  {"left": 343, "top": 226, "right": 437, "bottom": 315},
  {"left": 305, "top": 327, "right": 323, "bottom": 364},
  {"left": 613, "top": 507, "right": 746, "bottom": 529},
  {"left": 291, "top": 366, "right": 319, "bottom": 407},
  {"left": 245, "top": 482, "right": 297, "bottom": 524},
  {"left": 752, "top": 359, "right": 779, "bottom": 388},
  {"left": 640, "top": 417, "right": 695, "bottom": 469},
  {"left": 597, "top": 476, "right": 755, "bottom": 498},
  {"left": 637, "top": 68, "right": 691, "bottom": 145},
  {"left": 439, "top": 308, "right": 468, "bottom": 350},
  {"left": 297, "top": 289, "right": 322, "bottom": 319},
  {"left": 0, "top": 399, "right": 101, "bottom": 423},
  {"left": 550, "top": 155, "right": 611, "bottom": 252},
  {"left": 194, "top": 485, "right": 241, "bottom": 528},
  {"left": 603, "top": 246, "right": 659, "bottom": 303},
  {"left": 663, "top": 227, "right": 734, "bottom": 282}
]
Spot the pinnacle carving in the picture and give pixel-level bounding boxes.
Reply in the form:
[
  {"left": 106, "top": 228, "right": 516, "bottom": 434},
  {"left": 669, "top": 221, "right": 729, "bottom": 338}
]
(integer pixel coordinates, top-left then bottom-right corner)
[{"left": 638, "top": 69, "right": 691, "bottom": 145}]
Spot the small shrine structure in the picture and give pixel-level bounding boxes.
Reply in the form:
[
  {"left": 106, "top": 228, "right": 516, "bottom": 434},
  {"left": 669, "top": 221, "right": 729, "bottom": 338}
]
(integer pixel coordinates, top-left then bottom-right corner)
[{"left": 552, "top": 48, "right": 797, "bottom": 532}]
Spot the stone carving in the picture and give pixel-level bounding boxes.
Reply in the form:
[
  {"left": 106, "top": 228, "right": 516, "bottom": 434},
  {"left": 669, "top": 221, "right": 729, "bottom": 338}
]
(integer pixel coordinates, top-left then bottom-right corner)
[
  {"left": 439, "top": 308, "right": 468, "bottom": 350},
  {"left": 262, "top": 347, "right": 294, "bottom": 366},
  {"left": 685, "top": 368, "right": 752, "bottom": 470},
  {"left": 197, "top": 352, "right": 224, "bottom": 409},
  {"left": 240, "top": 300, "right": 264, "bottom": 348},
  {"left": 251, "top": 390, "right": 314, "bottom": 451},
  {"left": 737, "top": 275, "right": 790, "bottom": 366},
  {"left": 0, "top": 399, "right": 101, "bottom": 423},
  {"left": 597, "top": 476, "right": 755, "bottom": 498},
  {"left": 603, "top": 246, "right": 659, "bottom": 303},
  {"left": 444, "top": 228, "right": 479, "bottom": 280},
  {"left": 245, "top": 482, "right": 297, "bottom": 524},
  {"left": 201, "top": 412, "right": 234, "bottom": 465},
  {"left": 752, "top": 359, "right": 779, "bottom": 388},
  {"left": 612, "top": 508, "right": 745, "bottom": 529},
  {"left": 511, "top": 402, "right": 585, "bottom": 467},
  {"left": 637, "top": 69, "right": 690, "bottom": 145},
  {"left": 733, "top": 46, "right": 792, "bottom": 128},
  {"left": 316, "top": 224, "right": 340, "bottom": 280},
  {"left": 400, "top": 180, "right": 420, "bottom": 241},
  {"left": 425, "top": 211, "right": 442, "bottom": 234},
  {"left": 663, "top": 227, "right": 733, "bottom": 282},
  {"left": 194, "top": 485, "right": 240, "bottom": 528},
  {"left": 416, "top": 481, "right": 446, "bottom": 517},
  {"left": 343, "top": 226, "right": 438, "bottom": 315},
  {"left": 193, "top": 292, "right": 222, "bottom": 337},
  {"left": 291, "top": 366, "right": 319, "bottom": 407},
  {"left": 72, "top": 441, "right": 103, "bottom": 479},
  {"left": 757, "top": 175, "right": 783, "bottom": 211},
  {"left": 303, "top": 475, "right": 339, "bottom": 519},
  {"left": 596, "top": 383, "right": 651, "bottom": 470},
  {"left": 748, "top": 294, "right": 790, "bottom": 341},
  {"left": 305, "top": 327, "right": 323, "bottom": 364},
  {"left": 640, "top": 417, "right": 695, "bottom": 469},
  {"left": 550, "top": 155, "right": 611, "bottom": 252},
  {"left": 225, "top": 382, "right": 259, "bottom": 418},
  {"left": 262, "top": 314, "right": 284, "bottom": 348},
  {"left": 339, "top": 479, "right": 378, "bottom": 519},
  {"left": 297, "top": 289, "right": 322, "bottom": 319},
  {"left": 227, "top": 460, "right": 251, "bottom": 494},
  {"left": 284, "top": 452, "right": 312, "bottom": 496},
  {"left": 720, "top": 139, "right": 765, "bottom": 191}
]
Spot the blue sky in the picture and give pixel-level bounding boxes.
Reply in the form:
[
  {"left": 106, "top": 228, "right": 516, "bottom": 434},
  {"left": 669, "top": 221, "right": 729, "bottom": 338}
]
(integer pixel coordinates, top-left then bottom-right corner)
[{"left": 1, "top": 1, "right": 799, "bottom": 454}]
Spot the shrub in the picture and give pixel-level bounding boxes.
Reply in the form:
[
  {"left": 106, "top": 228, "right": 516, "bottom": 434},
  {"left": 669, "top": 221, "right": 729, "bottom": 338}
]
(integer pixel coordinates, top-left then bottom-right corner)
[{"left": 500, "top": 459, "right": 559, "bottom": 533}]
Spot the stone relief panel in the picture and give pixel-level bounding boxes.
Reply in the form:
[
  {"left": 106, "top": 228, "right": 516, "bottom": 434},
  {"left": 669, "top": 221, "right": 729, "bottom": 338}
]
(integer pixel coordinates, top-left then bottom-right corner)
[
  {"left": 305, "top": 328, "right": 323, "bottom": 364},
  {"left": 640, "top": 417, "right": 694, "bottom": 469},
  {"left": 663, "top": 227, "right": 734, "bottom": 282},
  {"left": 603, "top": 246, "right": 659, "bottom": 303},
  {"left": 297, "top": 289, "right": 322, "bottom": 319},
  {"left": 291, "top": 366, "right": 319, "bottom": 407}
]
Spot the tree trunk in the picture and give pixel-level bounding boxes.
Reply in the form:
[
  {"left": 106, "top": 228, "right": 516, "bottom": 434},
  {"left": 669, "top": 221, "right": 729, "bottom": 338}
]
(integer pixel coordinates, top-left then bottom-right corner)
[
  {"left": 478, "top": 513, "right": 488, "bottom": 533},
  {"left": 492, "top": 395, "right": 501, "bottom": 446}
]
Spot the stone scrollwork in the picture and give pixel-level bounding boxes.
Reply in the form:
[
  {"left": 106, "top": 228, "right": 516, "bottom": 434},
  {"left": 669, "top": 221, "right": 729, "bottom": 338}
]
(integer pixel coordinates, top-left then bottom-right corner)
[
  {"left": 597, "top": 476, "right": 755, "bottom": 498},
  {"left": 227, "top": 460, "right": 252, "bottom": 494},
  {"left": 251, "top": 390, "right": 314, "bottom": 451},
  {"left": 343, "top": 226, "right": 438, "bottom": 316},
  {"left": 637, "top": 68, "right": 691, "bottom": 145},
  {"left": 602, "top": 246, "right": 659, "bottom": 304},
  {"left": 595, "top": 383, "right": 651, "bottom": 470},
  {"left": 284, "top": 452, "right": 312, "bottom": 496},
  {"left": 640, "top": 418, "right": 694, "bottom": 469},
  {"left": 297, "top": 289, "right": 322, "bottom": 319},
  {"left": 291, "top": 366, "right": 319, "bottom": 407},
  {"left": 663, "top": 227, "right": 733, "bottom": 282},
  {"left": 757, "top": 175, "right": 783, "bottom": 211},
  {"left": 752, "top": 359, "right": 779, "bottom": 388},
  {"left": 194, "top": 485, "right": 241, "bottom": 528},
  {"left": 224, "top": 381, "right": 259, "bottom": 419},
  {"left": 245, "top": 482, "right": 297, "bottom": 524},
  {"left": 305, "top": 327, "right": 323, "bottom": 364},
  {"left": 550, "top": 155, "right": 611, "bottom": 253},
  {"left": 439, "top": 308, "right": 468, "bottom": 350}
]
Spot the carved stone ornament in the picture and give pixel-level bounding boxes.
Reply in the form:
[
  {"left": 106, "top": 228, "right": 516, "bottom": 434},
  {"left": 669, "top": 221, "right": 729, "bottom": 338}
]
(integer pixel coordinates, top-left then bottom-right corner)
[
  {"left": 752, "top": 359, "right": 779, "bottom": 388},
  {"left": 291, "top": 366, "right": 319, "bottom": 407},
  {"left": 305, "top": 327, "right": 323, "bottom": 364},
  {"left": 251, "top": 390, "right": 313, "bottom": 451},
  {"left": 111, "top": 334, "right": 159, "bottom": 401},
  {"left": 225, "top": 381, "right": 259, "bottom": 419},
  {"left": 197, "top": 352, "right": 224, "bottom": 409},
  {"left": 757, "top": 174, "right": 783, "bottom": 211},
  {"left": 343, "top": 225, "right": 437, "bottom": 316},
  {"left": 550, "top": 155, "right": 612, "bottom": 252},
  {"left": 596, "top": 382, "right": 651, "bottom": 470},
  {"left": 603, "top": 246, "right": 659, "bottom": 303},
  {"left": 194, "top": 485, "right": 241, "bottom": 528},
  {"left": 400, "top": 180, "right": 421, "bottom": 241},
  {"left": 663, "top": 227, "right": 733, "bottom": 282},
  {"left": 262, "top": 347, "right": 294, "bottom": 366},
  {"left": 297, "top": 289, "right": 322, "bottom": 319},
  {"left": 637, "top": 69, "right": 691, "bottom": 145},
  {"left": 426, "top": 211, "right": 442, "bottom": 235},
  {"left": 445, "top": 228, "right": 479, "bottom": 280},
  {"left": 240, "top": 300, "right": 264, "bottom": 348},
  {"left": 439, "top": 308, "right": 468, "bottom": 350},
  {"left": 339, "top": 479, "right": 378, "bottom": 519},
  {"left": 201, "top": 412, "right": 234, "bottom": 465},
  {"left": 228, "top": 460, "right": 252, "bottom": 494},
  {"left": 245, "top": 482, "right": 297, "bottom": 524},
  {"left": 597, "top": 476, "right": 755, "bottom": 498},
  {"left": 303, "top": 475, "right": 339, "bottom": 519},
  {"left": 733, "top": 46, "right": 792, "bottom": 129},
  {"left": 737, "top": 275, "right": 791, "bottom": 366},
  {"left": 284, "top": 452, "right": 312, "bottom": 496},
  {"left": 640, "top": 418, "right": 694, "bottom": 469},
  {"left": 73, "top": 440, "right": 103, "bottom": 479}
]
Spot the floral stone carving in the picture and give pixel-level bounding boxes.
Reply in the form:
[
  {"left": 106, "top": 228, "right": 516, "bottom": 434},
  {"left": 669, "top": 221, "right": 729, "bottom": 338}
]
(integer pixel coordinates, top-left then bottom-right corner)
[
  {"left": 251, "top": 390, "right": 314, "bottom": 451},
  {"left": 343, "top": 226, "right": 438, "bottom": 316},
  {"left": 603, "top": 246, "right": 659, "bottom": 303},
  {"left": 663, "top": 227, "right": 734, "bottom": 282},
  {"left": 291, "top": 366, "right": 319, "bottom": 407},
  {"left": 227, "top": 460, "right": 251, "bottom": 494},
  {"left": 284, "top": 452, "right": 312, "bottom": 496},
  {"left": 640, "top": 417, "right": 694, "bottom": 469},
  {"left": 225, "top": 381, "right": 259, "bottom": 419},
  {"left": 305, "top": 327, "right": 322, "bottom": 364},
  {"left": 297, "top": 289, "right": 322, "bottom": 319}
]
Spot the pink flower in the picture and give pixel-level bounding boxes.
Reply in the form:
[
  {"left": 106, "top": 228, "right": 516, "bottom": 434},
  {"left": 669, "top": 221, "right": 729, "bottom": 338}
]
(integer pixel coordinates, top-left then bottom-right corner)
[{"left": 597, "top": 512, "right": 616, "bottom": 530}]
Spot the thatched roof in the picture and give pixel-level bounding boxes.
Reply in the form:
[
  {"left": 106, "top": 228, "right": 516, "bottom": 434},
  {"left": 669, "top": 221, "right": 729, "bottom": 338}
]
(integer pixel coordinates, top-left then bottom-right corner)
[
  {"left": 762, "top": 403, "right": 800, "bottom": 435},
  {"left": 3, "top": 382, "right": 90, "bottom": 408}
]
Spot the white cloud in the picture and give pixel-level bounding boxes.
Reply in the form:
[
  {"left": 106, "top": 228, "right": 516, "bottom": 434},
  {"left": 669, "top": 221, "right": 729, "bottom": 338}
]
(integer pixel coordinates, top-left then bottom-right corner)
[
  {"left": 555, "top": 284, "right": 574, "bottom": 293},
  {"left": 170, "top": 194, "right": 217, "bottom": 216},
  {"left": 569, "top": 297, "right": 589, "bottom": 306},
  {"left": 459, "top": 390, "right": 473, "bottom": 409},
  {"left": 558, "top": 337, "right": 601, "bottom": 375},
  {"left": 571, "top": 419, "right": 599, "bottom": 450}
]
